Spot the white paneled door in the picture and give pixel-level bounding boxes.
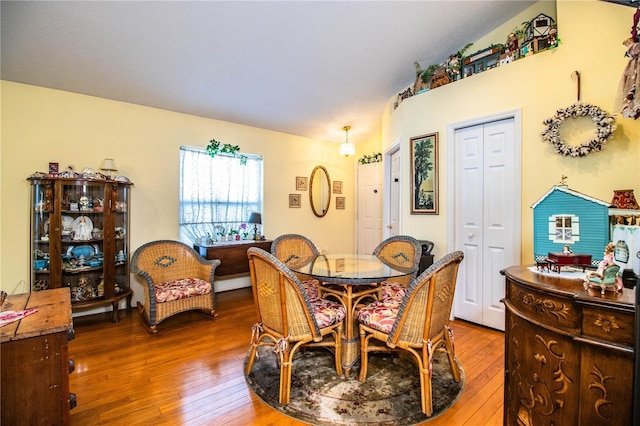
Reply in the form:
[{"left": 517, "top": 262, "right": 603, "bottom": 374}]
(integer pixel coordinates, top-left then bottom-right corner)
[
  {"left": 452, "top": 117, "right": 520, "bottom": 331},
  {"left": 356, "top": 162, "right": 383, "bottom": 255}
]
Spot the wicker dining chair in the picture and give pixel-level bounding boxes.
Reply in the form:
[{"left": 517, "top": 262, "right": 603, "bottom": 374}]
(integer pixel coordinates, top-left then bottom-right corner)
[
  {"left": 357, "top": 250, "right": 464, "bottom": 416},
  {"left": 373, "top": 235, "right": 422, "bottom": 301},
  {"left": 271, "top": 233, "right": 321, "bottom": 299},
  {"left": 245, "top": 247, "right": 345, "bottom": 405},
  {"left": 131, "top": 240, "right": 220, "bottom": 334}
]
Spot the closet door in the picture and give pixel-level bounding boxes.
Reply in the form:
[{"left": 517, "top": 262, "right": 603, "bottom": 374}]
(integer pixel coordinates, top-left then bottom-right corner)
[{"left": 453, "top": 118, "right": 517, "bottom": 331}]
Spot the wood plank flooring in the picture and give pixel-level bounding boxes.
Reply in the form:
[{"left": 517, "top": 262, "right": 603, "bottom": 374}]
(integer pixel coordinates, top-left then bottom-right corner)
[{"left": 69, "top": 287, "right": 505, "bottom": 425}]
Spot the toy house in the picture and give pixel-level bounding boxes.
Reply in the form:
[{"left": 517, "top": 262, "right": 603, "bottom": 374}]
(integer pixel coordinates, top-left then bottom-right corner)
[
  {"left": 531, "top": 185, "right": 611, "bottom": 265},
  {"left": 524, "top": 13, "right": 556, "bottom": 53}
]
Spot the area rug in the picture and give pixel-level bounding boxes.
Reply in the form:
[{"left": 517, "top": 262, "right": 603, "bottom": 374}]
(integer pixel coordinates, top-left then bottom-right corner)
[{"left": 244, "top": 345, "right": 464, "bottom": 425}]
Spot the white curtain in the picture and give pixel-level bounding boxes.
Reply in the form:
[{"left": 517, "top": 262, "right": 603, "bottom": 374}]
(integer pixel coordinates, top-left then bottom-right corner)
[{"left": 179, "top": 145, "right": 263, "bottom": 243}]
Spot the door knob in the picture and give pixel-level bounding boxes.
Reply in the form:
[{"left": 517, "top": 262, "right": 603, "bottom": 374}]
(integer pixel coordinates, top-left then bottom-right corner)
[
  {"left": 467, "top": 233, "right": 474, "bottom": 238},
  {"left": 387, "top": 225, "right": 393, "bottom": 229}
]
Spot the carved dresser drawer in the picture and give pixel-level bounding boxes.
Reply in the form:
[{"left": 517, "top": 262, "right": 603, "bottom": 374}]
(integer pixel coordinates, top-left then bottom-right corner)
[
  {"left": 506, "top": 279, "right": 580, "bottom": 331},
  {"left": 581, "top": 304, "right": 634, "bottom": 347}
]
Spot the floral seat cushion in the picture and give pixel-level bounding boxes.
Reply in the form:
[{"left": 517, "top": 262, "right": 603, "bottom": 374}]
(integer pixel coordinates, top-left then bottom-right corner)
[
  {"left": 357, "top": 299, "right": 400, "bottom": 334},
  {"left": 310, "top": 297, "right": 346, "bottom": 328},
  {"left": 301, "top": 279, "right": 320, "bottom": 300},
  {"left": 155, "top": 278, "right": 212, "bottom": 303},
  {"left": 380, "top": 280, "right": 407, "bottom": 302}
]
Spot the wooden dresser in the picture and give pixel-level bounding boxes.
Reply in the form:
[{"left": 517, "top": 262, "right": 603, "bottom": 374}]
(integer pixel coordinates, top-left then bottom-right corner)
[
  {"left": 502, "top": 266, "right": 634, "bottom": 425},
  {"left": 193, "top": 239, "right": 272, "bottom": 276},
  {"left": 1, "top": 288, "right": 75, "bottom": 425}
]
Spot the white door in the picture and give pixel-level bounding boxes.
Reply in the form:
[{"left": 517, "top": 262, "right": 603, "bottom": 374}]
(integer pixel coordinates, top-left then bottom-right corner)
[
  {"left": 356, "top": 162, "right": 382, "bottom": 254},
  {"left": 388, "top": 149, "right": 401, "bottom": 238},
  {"left": 453, "top": 117, "right": 520, "bottom": 331}
]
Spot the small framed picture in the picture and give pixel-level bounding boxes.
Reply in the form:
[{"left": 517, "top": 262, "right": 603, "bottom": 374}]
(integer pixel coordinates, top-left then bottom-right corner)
[
  {"left": 48, "top": 162, "right": 59, "bottom": 176},
  {"left": 289, "top": 194, "right": 301, "bottom": 208},
  {"left": 333, "top": 181, "right": 343, "bottom": 194},
  {"left": 336, "top": 197, "right": 345, "bottom": 210},
  {"left": 296, "top": 176, "right": 308, "bottom": 191}
]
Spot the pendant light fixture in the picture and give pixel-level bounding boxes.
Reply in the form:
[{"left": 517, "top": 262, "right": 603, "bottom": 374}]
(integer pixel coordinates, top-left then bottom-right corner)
[{"left": 339, "top": 125, "right": 355, "bottom": 157}]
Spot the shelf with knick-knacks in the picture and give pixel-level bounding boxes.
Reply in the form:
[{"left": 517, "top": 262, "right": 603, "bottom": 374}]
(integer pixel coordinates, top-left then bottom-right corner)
[{"left": 28, "top": 174, "right": 133, "bottom": 322}]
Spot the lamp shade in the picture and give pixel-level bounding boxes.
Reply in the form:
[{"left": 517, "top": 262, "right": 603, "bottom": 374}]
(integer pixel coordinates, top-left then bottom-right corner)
[
  {"left": 100, "top": 158, "right": 118, "bottom": 178},
  {"left": 339, "top": 125, "right": 354, "bottom": 157},
  {"left": 248, "top": 212, "right": 262, "bottom": 224}
]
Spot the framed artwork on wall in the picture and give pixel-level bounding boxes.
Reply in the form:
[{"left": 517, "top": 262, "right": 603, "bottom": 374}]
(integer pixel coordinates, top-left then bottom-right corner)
[
  {"left": 410, "top": 132, "right": 438, "bottom": 214},
  {"left": 333, "top": 181, "right": 343, "bottom": 194},
  {"left": 336, "top": 197, "right": 345, "bottom": 209},
  {"left": 296, "top": 176, "right": 308, "bottom": 191},
  {"left": 289, "top": 194, "right": 301, "bottom": 208}
]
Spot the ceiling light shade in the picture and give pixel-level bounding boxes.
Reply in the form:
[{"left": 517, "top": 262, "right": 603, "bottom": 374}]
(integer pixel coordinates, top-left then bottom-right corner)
[
  {"left": 100, "top": 158, "right": 118, "bottom": 178},
  {"left": 340, "top": 125, "right": 355, "bottom": 157}
]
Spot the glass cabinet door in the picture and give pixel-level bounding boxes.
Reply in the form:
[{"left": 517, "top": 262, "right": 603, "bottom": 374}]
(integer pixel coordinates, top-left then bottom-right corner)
[
  {"left": 60, "top": 180, "right": 107, "bottom": 302},
  {"left": 113, "top": 183, "right": 130, "bottom": 296},
  {"left": 30, "top": 179, "right": 54, "bottom": 291}
]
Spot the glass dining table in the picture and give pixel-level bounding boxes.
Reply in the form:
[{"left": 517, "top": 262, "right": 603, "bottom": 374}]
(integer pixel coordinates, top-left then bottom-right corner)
[{"left": 289, "top": 253, "right": 413, "bottom": 377}]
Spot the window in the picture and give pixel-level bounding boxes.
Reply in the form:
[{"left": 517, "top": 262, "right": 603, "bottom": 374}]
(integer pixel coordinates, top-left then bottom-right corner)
[
  {"left": 548, "top": 214, "right": 580, "bottom": 244},
  {"left": 179, "top": 146, "right": 263, "bottom": 244}
]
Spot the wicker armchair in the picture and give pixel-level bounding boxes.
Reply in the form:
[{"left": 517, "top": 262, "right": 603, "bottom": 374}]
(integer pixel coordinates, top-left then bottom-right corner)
[
  {"left": 131, "top": 240, "right": 221, "bottom": 334},
  {"left": 373, "top": 235, "right": 422, "bottom": 301},
  {"left": 357, "top": 250, "right": 464, "bottom": 416},
  {"left": 271, "top": 233, "right": 321, "bottom": 298},
  {"left": 245, "top": 247, "right": 345, "bottom": 405}
]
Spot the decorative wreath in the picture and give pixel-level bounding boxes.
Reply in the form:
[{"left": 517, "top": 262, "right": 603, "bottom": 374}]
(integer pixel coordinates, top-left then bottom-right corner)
[{"left": 541, "top": 102, "right": 616, "bottom": 157}]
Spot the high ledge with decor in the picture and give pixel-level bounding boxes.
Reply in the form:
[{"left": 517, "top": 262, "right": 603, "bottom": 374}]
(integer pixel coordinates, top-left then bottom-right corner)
[{"left": 502, "top": 265, "right": 634, "bottom": 425}]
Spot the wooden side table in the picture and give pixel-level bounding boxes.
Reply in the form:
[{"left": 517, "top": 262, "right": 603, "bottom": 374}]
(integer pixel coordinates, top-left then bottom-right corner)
[
  {"left": 1, "top": 288, "right": 75, "bottom": 425},
  {"left": 193, "top": 239, "right": 272, "bottom": 276}
]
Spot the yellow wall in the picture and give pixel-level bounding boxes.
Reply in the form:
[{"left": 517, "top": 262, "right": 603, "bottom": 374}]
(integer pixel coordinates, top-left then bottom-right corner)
[
  {"left": 382, "top": 0, "right": 640, "bottom": 262},
  {"left": 0, "top": 82, "right": 357, "bottom": 302},
  {"left": 2, "top": 0, "right": 639, "bottom": 307}
]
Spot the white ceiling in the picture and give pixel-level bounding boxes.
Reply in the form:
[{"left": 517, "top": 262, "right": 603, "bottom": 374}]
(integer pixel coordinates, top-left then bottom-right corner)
[{"left": 1, "top": 1, "right": 536, "bottom": 145}]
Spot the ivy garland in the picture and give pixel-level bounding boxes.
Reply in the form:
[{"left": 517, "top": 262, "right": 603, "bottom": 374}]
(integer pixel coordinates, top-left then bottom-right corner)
[
  {"left": 541, "top": 102, "right": 616, "bottom": 157},
  {"left": 358, "top": 152, "right": 382, "bottom": 164},
  {"left": 206, "top": 138, "right": 247, "bottom": 165}
]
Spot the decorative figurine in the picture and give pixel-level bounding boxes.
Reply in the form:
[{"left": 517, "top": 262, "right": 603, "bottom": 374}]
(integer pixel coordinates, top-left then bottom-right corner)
[{"left": 584, "top": 243, "right": 622, "bottom": 294}]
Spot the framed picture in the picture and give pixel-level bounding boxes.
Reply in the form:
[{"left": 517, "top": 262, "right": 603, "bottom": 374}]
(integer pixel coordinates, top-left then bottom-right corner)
[
  {"left": 336, "top": 196, "right": 345, "bottom": 210},
  {"left": 289, "top": 194, "right": 301, "bottom": 208},
  {"left": 410, "top": 132, "right": 438, "bottom": 214},
  {"left": 333, "top": 181, "right": 342, "bottom": 194},
  {"left": 48, "top": 162, "right": 59, "bottom": 175},
  {"left": 296, "top": 176, "right": 308, "bottom": 191}
]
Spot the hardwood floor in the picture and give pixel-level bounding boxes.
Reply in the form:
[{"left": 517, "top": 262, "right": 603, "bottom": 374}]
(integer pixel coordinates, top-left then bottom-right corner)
[{"left": 69, "top": 287, "right": 505, "bottom": 425}]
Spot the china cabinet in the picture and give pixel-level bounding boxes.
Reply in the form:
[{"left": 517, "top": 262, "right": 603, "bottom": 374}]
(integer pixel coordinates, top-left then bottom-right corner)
[{"left": 28, "top": 176, "right": 133, "bottom": 321}]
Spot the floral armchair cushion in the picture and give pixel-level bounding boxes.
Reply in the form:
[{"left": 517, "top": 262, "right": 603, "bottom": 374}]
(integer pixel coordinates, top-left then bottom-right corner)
[
  {"left": 154, "top": 278, "right": 212, "bottom": 303},
  {"left": 380, "top": 280, "right": 407, "bottom": 302}
]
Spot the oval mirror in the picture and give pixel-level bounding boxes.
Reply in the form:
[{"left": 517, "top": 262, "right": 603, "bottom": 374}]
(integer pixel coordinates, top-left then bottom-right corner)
[{"left": 309, "top": 165, "right": 331, "bottom": 217}]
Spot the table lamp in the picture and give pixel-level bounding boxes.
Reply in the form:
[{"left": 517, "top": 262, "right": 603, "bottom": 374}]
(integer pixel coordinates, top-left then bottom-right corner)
[{"left": 248, "top": 212, "right": 262, "bottom": 240}]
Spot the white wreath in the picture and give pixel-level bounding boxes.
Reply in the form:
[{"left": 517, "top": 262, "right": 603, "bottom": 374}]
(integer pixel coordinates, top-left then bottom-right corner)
[{"left": 541, "top": 102, "right": 616, "bottom": 157}]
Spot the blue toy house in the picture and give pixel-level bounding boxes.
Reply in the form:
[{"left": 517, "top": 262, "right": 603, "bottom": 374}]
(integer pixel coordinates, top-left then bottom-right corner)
[{"left": 531, "top": 185, "right": 611, "bottom": 265}]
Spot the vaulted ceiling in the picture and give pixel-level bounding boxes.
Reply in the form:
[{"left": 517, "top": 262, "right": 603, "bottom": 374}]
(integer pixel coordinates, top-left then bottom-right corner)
[{"left": 1, "top": 1, "right": 537, "bottom": 145}]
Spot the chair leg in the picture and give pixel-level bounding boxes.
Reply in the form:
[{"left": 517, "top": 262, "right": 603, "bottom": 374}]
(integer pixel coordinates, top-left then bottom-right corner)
[
  {"left": 358, "top": 327, "right": 370, "bottom": 382},
  {"left": 444, "top": 326, "right": 461, "bottom": 382},
  {"left": 334, "top": 325, "right": 343, "bottom": 376},
  {"left": 422, "top": 343, "right": 434, "bottom": 416},
  {"left": 279, "top": 348, "right": 293, "bottom": 405},
  {"left": 245, "top": 342, "right": 259, "bottom": 376}
]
